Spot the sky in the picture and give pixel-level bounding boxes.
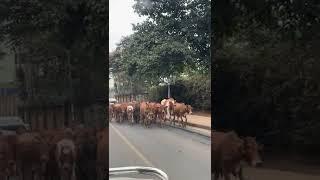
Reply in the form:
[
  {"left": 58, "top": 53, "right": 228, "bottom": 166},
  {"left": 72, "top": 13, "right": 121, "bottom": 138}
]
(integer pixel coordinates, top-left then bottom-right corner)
[
  {"left": 109, "top": 0, "right": 146, "bottom": 89},
  {"left": 109, "top": 0, "right": 146, "bottom": 53}
]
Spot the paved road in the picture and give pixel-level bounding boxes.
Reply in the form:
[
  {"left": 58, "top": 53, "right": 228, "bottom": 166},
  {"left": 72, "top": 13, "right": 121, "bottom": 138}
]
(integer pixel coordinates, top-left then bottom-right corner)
[
  {"left": 241, "top": 167, "right": 320, "bottom": 180},
  {"left": 109, "top": 122, "right": 211, "bottom": 180}
]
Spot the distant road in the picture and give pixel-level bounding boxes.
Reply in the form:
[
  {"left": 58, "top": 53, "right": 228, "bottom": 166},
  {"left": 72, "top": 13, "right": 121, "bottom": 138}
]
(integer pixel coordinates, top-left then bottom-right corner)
[{"left": 109, "top": 122, "right": 211, "bottom": 180}]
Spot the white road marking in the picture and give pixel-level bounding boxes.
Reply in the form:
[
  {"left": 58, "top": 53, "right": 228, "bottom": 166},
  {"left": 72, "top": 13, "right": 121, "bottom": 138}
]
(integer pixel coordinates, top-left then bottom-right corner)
[{"left": 110, "top": 123, "right": 155, "bottom": 167}]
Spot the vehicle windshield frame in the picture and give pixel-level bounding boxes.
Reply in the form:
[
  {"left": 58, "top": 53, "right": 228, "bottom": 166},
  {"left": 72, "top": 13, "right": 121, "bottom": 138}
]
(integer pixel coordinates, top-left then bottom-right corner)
[{"left": 109, "top": 166, "right": 169, "bottom": 180}]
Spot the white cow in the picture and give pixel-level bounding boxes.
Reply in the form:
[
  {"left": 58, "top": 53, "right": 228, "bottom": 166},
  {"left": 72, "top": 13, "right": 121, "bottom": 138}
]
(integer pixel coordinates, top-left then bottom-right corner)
[{"left": 127, "top": 105, "right": 134, "bottom": 124}]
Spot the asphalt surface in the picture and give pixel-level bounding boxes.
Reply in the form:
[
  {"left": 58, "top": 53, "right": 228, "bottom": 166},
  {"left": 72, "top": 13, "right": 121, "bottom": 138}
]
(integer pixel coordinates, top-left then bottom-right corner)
[
  {"left": 109, "top": 122, "right": 211, "bottom": 180},
  {"left": 241, "top": 167, "right": 320, "bottom": 180}
]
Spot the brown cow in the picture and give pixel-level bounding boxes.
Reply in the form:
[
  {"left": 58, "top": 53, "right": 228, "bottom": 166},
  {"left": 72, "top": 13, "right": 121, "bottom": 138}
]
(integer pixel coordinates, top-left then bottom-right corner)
[
  {"left": 172, "top": 103, "right": 192, "bottom": 127},
  {"left": 212, "top": 131, "right": 263, "bottom": 180},
  {"left": 55, "top": 138, "right": 77, "bottom": 180},
  {"left": 119, "top": 103, "right": 129, "bottom": 123},
  {"left": 154, "top": 103, "right": 166, "bottom": 127},
  {"left": 96, "top": 128, "right": 108, "bottom": 180},
  {"left": 112, "top": 104, "right": 122, "bottom": 123},
  {"left": 147, "top": 102, "right": 157, "bottom": 124},
  {"left": 109, "top": 105, "right": 114, "bottom": 122},
  {"left": 139, "top": 102, "right": 148, "bottom": 125},
  {"left": 15, "top": 132, "right": 54, "bottom": 180}
]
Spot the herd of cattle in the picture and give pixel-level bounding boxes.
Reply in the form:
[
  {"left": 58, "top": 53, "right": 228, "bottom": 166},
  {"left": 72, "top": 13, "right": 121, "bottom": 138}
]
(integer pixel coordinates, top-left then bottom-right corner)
[
  {"left": 0, "top": 98, "right": 265, "bottom": 180},
  {"left": 109, "top": 98, "right": 193, "bottom": 128},
  {"left": 0, "top": 126, "right": 108, "bottom": 180}
]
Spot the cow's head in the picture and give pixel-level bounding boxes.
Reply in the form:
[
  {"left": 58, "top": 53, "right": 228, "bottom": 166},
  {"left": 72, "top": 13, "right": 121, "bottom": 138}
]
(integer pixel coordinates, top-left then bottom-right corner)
[
  {"left": 242, "top": 137, "right": 263, "bottom": 167},
  {"left": 186, "top": 105, "right": 193, "bottom": 114}
]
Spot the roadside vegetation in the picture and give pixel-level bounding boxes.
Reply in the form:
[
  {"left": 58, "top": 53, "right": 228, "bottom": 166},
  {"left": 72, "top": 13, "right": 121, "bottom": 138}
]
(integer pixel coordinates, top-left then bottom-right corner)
[
  {"left": 213, "top": 0, "right": 320, "bottom": 159},
  {"left": 0, "top": 0, "right": 108, "bottom": 125},
  {"left": 109, "top": 0, "right": 211, "bottom": 111}
]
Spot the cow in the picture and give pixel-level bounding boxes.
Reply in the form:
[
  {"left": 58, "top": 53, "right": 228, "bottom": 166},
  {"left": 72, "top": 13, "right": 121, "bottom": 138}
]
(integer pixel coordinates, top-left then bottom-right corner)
[
  {"left": 73, "top": 127, "right": 97, "bottom": 180},
  {"left": 153, "top": 103, "right": 166, "bottom": 127},
  {"left": 212, "top": 131, "right": 263, "bottom": 180},
  {"left": 112, "top": 104, "right": 122, "bottom": 123},
  {"left": 55, "top": 138, "right": 77, "bottom": 180},
  {"left": 127, "top": 105, "right": 134, "bottom": 124},
  {"left": 15, "top": 132, "right": 54, "bottom": 180},
  {"left": 0, "top": 134, "right": 17, "bottom": 179},
  {"left": 131, "top": 101, "right": 140, "bottom": 124},
  {"left": 139, "top": 102, "right": 148, "bottom": 125},
  {"left": 37, "top": 128, "right": 75, "bottom": 180},
  {"left": 145, "top": 111, "right": 154, "bottom": 128},
  {"left": 182, "top": 104, "right": 193, "bottom": 127},
  {"left": 96, "top": 128, "right": 108, "bottom": 180},
  {"left": 160, "top": 98, "right": 175, "bottom": 120},
  {"left": 119, "top": 103, "right": 129, "bottom": 123},
  {"left": 147, "top": 102, "right": 157, "bottom": 124},
  {"left": 109, "top": 105, "right": 114, "bottom": 122},
  {"left": 172, "top": 103, "right": 192, "bottom": 127}
]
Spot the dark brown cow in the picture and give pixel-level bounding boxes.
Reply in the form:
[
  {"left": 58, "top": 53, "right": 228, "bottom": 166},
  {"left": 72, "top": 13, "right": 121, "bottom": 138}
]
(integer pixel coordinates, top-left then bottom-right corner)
[
  {"left": 212, "top": 131, "right": 263, "bottom": 180},
  {"left": 96, "top": 128, "right": 108, "bottom": 180},
  {"left": 131, "top": 101, "right": 140, "bottom": 124}
]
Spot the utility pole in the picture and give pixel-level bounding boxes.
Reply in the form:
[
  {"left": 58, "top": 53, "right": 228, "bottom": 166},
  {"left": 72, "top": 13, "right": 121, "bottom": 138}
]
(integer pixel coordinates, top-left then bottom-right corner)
[{"left": 167, "top": 82, "right": 170, "bottom": 98}]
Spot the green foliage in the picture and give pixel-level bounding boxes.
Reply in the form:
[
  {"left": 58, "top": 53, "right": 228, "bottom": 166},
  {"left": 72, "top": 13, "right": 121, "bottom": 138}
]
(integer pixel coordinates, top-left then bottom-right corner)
[
  {"left": 111, "top": 0, "right": 211, "bottom": 103},
  {"left": 0, "top": 0, "right": 108, "bottom": 105},
  {"left": 213, "top": 0, "right": 320, "bottom": 154},
  {"left": 148, "top": 74, "right": 211, "bottom": 111}
]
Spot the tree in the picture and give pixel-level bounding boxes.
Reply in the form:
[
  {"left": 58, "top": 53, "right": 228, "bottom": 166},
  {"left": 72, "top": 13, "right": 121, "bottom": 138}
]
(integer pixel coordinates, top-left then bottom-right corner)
[
  {"left": 0, "top": 0, "right": 108, "bottom": 105},
  {"left": 133, "top": 0, "right": 211, "bottom": 71},
  {"left": 212, "top": 0, "right": 320, "bottom": 154}
]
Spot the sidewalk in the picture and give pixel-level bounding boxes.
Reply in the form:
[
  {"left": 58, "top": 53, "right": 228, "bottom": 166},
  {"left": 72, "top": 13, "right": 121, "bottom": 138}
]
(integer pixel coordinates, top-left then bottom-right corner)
[
  {"left": 165, "top": 114, "right": 211, "bottom": 137},
  {"left": 167, "top": 114, "right": 211, "bottom": 129},
  {"left": 187, "top": 114, "right": 211, "bottom": 128}
]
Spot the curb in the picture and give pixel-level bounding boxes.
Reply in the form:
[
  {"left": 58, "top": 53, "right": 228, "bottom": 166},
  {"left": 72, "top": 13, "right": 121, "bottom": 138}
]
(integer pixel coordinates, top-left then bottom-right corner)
[{"left": 163, "top": 121, "right": 211, "bottom": 138}]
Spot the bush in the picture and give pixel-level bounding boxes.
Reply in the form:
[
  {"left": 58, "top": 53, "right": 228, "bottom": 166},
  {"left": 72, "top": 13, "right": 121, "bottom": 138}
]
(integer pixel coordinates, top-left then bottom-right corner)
[{"left": 147, "top": 74, "right": 211, "bottom": 111}]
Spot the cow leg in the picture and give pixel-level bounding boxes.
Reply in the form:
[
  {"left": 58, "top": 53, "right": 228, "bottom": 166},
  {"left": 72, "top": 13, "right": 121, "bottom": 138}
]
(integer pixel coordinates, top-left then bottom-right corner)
[
  {"left": 172, "top": 114, "right": 175, "bottom": 126},
  {"left": 180, "top": 116, "right": 184, "bottom": 127},
  {"left": 184, "top": 116, "right": 188, "bottom": 128}
]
